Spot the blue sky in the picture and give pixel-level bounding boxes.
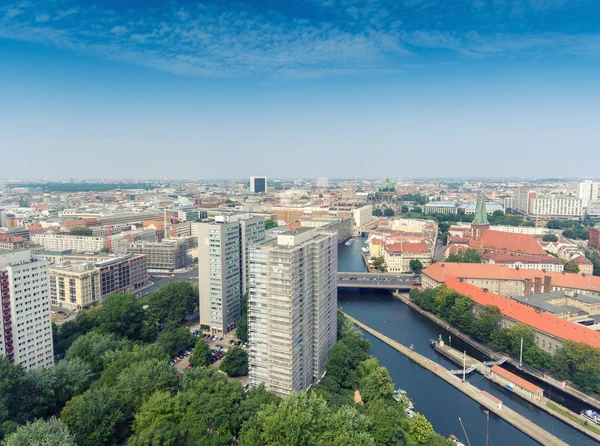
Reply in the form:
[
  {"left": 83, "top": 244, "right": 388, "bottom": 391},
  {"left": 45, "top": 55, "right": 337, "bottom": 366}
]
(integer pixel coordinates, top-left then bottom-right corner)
[{"left": 1, "top": 0, "right": 599, "bottom": 180}]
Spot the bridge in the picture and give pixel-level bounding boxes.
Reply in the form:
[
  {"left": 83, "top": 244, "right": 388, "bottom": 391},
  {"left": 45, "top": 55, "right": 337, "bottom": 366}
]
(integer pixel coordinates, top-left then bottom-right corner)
[{"left": 337, "top": 272, "right": 418, "bottom": 290}]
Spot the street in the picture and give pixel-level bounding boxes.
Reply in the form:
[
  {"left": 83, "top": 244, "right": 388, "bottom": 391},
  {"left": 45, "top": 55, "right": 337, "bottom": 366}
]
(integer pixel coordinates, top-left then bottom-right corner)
[{"left": 134, "top": 266, "right": 198, "bottom": 298}]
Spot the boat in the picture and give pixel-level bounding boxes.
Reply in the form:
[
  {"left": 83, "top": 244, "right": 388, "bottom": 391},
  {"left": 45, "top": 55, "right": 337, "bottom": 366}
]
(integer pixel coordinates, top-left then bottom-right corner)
[
  {"left": 405, "top": 408, "right": 415, "bottom": 420},
  {"left": 581, "top": 409, "right": 600, "bottom": 425},
  {"left": 393, "top": 389, "right": 414, "bottom": 410},
  {"left": 449, "top": 434, "right": 466, "bottom": 446},
  {"left": 345, "top": 239, "right": 355, "bottom": 246}
]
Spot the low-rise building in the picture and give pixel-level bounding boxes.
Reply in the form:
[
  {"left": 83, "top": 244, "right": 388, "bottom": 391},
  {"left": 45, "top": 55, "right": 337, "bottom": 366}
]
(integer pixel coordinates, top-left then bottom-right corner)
[
  {"left": 32, "top": 233, "right": 107, "bottom": 252},
  {"left": 483, "top": 252, "right": 563, "bottom": 272},
  {"left": 0, "top": 233, "right": 25, "bottom": 250},
  {"left": 353, "top": 205, "right": 374, "bottom": 227},
  {"left": 124, "top": 238, "right": 190, "bottom": 271},
  {"left": 489, "top": 366, "right": 543, "bottom": 402}
]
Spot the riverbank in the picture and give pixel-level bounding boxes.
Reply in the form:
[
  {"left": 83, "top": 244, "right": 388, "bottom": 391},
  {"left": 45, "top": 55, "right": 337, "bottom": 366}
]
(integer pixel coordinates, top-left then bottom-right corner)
[
  {"left": 392, "top": 290, "right": 600, "bottom": 413},
  {"left": 341, "top": 311, "right": 568, "bottom": 446}
]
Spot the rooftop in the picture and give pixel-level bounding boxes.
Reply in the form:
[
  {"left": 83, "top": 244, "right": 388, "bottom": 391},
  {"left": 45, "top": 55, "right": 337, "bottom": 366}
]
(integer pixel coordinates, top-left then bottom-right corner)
[
  {"left": 447, "top": 277, "right": 600, "bottom": 349},
  {"left": 490, "top": 366, "right": 542, "bottom": 394}
]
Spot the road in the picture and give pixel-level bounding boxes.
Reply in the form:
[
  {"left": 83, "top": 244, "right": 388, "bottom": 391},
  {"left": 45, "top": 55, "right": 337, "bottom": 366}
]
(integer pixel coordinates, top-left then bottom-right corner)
[
  {"left": 135, "top": 266, "right": 198, "bottom": 298},
  {"left": 337, "top": 272, "right": 418, "bottom": 289}
]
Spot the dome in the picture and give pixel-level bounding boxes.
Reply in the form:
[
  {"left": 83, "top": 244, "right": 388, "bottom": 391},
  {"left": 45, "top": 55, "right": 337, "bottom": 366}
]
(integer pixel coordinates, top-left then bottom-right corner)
[{"left": 379, "top": 176, "right": 396, "bottom": 193}]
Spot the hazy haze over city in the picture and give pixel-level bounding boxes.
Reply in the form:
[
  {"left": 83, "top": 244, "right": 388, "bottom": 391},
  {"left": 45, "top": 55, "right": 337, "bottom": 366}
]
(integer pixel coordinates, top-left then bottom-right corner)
[{"left": 1, "top": 0, "right": 599, "bottom": 179}]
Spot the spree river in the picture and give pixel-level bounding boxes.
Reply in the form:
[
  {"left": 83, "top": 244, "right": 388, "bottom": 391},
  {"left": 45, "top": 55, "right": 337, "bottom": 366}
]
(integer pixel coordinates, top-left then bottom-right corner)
[{"left": 338, "top": 237, "right": 595, "bottom": 446}]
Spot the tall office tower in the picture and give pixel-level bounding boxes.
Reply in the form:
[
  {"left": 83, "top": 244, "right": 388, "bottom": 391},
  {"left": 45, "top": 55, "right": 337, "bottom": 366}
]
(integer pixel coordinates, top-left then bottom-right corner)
[
  {"left": 316, "top": 177, "right": 329, "bottom": 188},
  {"left": 0, "top": 250, "right": 54, "bottom": 370},
  {"left": 578, "top": 181, "right": 600, "bottom": 208},
  {"left": 197, "top": 214, "right": 265, "bottom": 334},
  {"left": 248, "top": 228, "right": 338, "bottom": 396},
  {"left": 250, "top": 176, "right": 267, "bottom": 194}
]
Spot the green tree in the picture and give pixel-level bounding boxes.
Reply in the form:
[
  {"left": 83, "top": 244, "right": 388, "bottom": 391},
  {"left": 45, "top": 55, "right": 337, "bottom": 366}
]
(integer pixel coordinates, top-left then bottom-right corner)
[
  {"left": 0, "top": 358, "right": 27, "bottom": 436},
  {"left": 3, "top": 417, "right": 75, "bottom": 446},
  {"left": 446, "top": 248, "right": 482, "bottom": 264},
  {"left": 61, "top": 387, "right": 123, "bottom": 446},
  {"left": 470, "top": 306, "right": 501, "bottom": 342},
  {"left": 409, "top": 259, "right": 423, "bottom": 274},
  {"left": 97, "top": 293, "right": 147, "bottom": 340},
  {"left": 372, "top": 208, "right": 383, "bottom": 217},
  {"left": 26, "top": 358, "right": 93, "bottom": 418},
  {"left": 360, "top": 367, "right": 394, "bottom": 404},
  {"left": 542, "top": 233, "right": 558, "bottom": 242},
  {"left": 188, "top": 339, "right": 212, "bottom": 368},
  {"left": 144, "top": 282, "right": 197, "bottom": 325},
  {"left": 128, "top": 420, "right": 185, "bottom": 446},
  {"left": 441, "top": 232, "right": 450, "bottom": 245},
  {"left": 423, "top": 433, "right": 456, "bottom": 445},
  {"left": 220, "top": 347, "right": 249, "bottom": 377},
  {"left": 366, "top": 399, "right": 407, "bottom": 446},
  {"left": 69, "top": 228, "right": 93, "bottom": 236},
  {"left": 564, "top": 261, "right": 580, "bottom": 274},
  {"left": 356, "top": 358, "right": 380, "bottom": 379},
  {"left": 413, "top": 206, "right": 423, "bottom": 214},
  {"left": 66, "top": 331, "right": 131, "bottom": 373},
  {"left": 409, "top": 413, "right": 435, "bottom": 444},
  {"left": 265, "top": 219, "right": 278, "bottom": 230},
  {"left": 100, "top": 247, "right": 110, "bottom": 253},
  {"left": 156, "top": 323, "right": 196, "bottom": 357},
  {"left": 113, "top": 359, "right": 179, "bottom": 411},
  {"left": 370, "top": 256, "right": 385, "bottom": 271},
  {"left": 401, "top": 205, "right": 409, "bottom": 213},
  {"left": 383, "top": 208, "right": 395, "bottom": 217}
]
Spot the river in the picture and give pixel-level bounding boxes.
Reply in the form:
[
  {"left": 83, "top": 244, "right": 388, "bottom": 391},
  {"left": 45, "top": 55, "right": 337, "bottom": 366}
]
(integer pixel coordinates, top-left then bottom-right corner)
[{"left": 337, "top": 236, "right": 595, "bottom": 446}]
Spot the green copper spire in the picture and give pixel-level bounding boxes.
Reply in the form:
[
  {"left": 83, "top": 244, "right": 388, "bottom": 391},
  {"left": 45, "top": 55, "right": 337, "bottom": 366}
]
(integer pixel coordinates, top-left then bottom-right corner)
[{"left": 473, "top": 191, "right": 489, "bottom": 225}]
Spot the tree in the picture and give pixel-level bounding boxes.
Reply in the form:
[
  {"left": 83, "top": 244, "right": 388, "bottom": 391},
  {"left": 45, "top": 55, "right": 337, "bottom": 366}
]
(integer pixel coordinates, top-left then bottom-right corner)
[
  {"left": 372, "top": 208, "right": 383, "bottom": 217},
  {"left": 470, "top": 306, "right": 501, "bottom": 342},
  {"left": 413, "top": 206, "right": 423, "bottom": 214},
  {"left": 409, "top": 413, "right": 435, "bottom": 444},
  {"left": 188, "top": 339, "right": 212, "bottom": 368},
  {"left": 360, "top": 367, "right": 394, "bottom": 404},
  {"left": 3, "top": 417, "right": 75, "bottom": 446},
  {"left": 423, "top": 433, "right": 456, "bottom": 445},
  {"left": 401, "top": 205, "right": 409, "bottom": 213},
  {"left": 446, "top": 248, "right": 482, "bottom": 264},
  {"left": 113, "top": 359, "right": 179, "bottom": 411},
  {"left": 100, "top": 247, "right": 110, "bottom": 253},
  {"left": 128, "top": 420, "right": 186, "bottom": 446},
  {"left": 383, "top": 208, "right": 395, "bottom": 217},
  {"left": 366, "top": 399, "right": 407, "bottom": 446},
  {"left": 26, "top": 358, "right": 93, "bottom": 418},
  {"left": 265, "top": 219, "right": 278, "bottom": 230},
  {"left": 564, "top": 261, "right": 580, "bottom": 273},
  {"left": 66, "top": 331, "right": 131, "bottom": 373},
  {"left": 236, "top": 294, "right": 249, "bottom": 342},
  {"left": 220, "top": 347, "right": 249, "bottom": 377},
  {"left": 157, "top": 323, "right": 196, "bottom": 357},
  {"left": 542, "top": 233, "right": 558, "bottom": 242},
  {"left": 440, "top": 232, "right": 450, "bottom": 245},
  {"left": 144, "top": 282, "right": 197, "bottom": 325},
  {"left": 0, "top": 358, "right": 27, "bottom": 437},
  {"left": 409, "top": 259, "right": 423, "bottom": 274},
  {"left": 61, "top": 387, "right": 123, "bottom": 446},
  {"left": 370, "top": 256, "right": 385, "bottom": 271},
  {"left": 96, "top": 293, "right": 147, "bottom": 340},
  {"left": 69, "top": 228, "right": 93, "bottom": 236}
]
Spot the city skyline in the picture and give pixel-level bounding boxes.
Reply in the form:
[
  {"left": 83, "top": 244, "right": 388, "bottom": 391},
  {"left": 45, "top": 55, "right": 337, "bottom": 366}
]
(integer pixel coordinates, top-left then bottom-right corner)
[{"left": 2, "top": 0, "right": 600, "bottom": 179}]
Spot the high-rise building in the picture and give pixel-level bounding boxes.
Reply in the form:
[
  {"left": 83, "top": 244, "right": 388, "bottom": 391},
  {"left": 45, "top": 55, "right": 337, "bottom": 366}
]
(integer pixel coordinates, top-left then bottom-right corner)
[
  {"left": 248, "top": 228, "right": 338, "bottom": 396},
  {"left": 578, "top": 181, "right": 600, "bottom": 209},
  {"left": 197, "top": 214, "right": 265, "bottom": 334},
  {"left": 316, "top": 177, "right": 329, "bottom": 188},
  {"left": 250, "top": 176, "right": 267, "bottom": 194},
  {"left": 0, "top": 250, "right": 54, "bottom": 370}
]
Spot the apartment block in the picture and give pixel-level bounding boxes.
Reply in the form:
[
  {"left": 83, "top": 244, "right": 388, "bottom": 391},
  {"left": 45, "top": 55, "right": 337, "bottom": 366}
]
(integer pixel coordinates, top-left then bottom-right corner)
[
  {"left": 248, "top": 228, "right": 338, "bottom": 396},
  {"left": 31, "top": 233, "right": 107, "bottom": 252},
  {"left": 1, "top": 250, "right": 54, "bottom": 370},
  {"left": 197, "top": 214, "right": 266, "bottom": 334}
]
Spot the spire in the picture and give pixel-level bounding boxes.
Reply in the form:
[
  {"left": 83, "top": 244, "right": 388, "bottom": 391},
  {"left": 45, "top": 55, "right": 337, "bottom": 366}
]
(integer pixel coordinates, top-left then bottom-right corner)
[{"left": 473, "top": 191, "right": 489, "bottom": 226}]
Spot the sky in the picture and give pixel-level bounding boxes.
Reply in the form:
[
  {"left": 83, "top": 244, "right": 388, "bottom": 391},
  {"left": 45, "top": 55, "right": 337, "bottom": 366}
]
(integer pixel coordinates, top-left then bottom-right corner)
[{"left": 1, "top": 0, "right": 600, "bottom": 180}]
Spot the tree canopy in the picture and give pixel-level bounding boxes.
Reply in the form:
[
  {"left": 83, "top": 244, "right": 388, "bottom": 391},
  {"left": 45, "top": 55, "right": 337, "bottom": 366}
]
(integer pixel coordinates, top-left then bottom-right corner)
[{"left": 220, "top": 347, "right": 249, "bottom": 377}]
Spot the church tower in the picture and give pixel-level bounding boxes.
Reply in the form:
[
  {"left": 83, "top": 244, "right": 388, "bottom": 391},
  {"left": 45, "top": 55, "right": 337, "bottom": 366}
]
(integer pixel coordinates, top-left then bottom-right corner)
[{"left": 472, "top": 191, "right": 489, "bottom": 241}]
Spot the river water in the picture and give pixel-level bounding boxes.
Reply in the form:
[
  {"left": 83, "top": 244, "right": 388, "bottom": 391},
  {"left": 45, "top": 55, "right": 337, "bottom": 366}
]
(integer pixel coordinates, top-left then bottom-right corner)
[{"left": 337, "top": 237, "right": 595, "bottom": 446}]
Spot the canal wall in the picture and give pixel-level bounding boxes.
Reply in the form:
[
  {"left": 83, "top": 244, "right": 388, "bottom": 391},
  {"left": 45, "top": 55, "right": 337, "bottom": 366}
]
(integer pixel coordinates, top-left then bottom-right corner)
[
  {"left": 341, "top": 311, "right": 568, "bottom": 446},
  {"left": 434, "top": 341, "right": 600, "bottom": 442},
  {"left": 392, "top": 291, "right": 600, "bottom": 413}
]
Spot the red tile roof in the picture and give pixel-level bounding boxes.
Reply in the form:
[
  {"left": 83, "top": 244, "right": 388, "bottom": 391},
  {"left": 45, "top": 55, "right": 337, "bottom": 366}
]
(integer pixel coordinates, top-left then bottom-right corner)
[
  {"left": 483, "top": 252, "right": 562, "bottom": 265},
  {"left": 446, "top": 277, "right": 600, "bottom": 349},
  {"left": 424, "top": 262, "right": 600, "bottom": 293},
  {"left": 385, "top": 242, "right": 429, "bottom": 255},
  {"left": 490, "top": 366, "right": 542, "bottom": 394},
  {"left": 469, "top": 230, "right": 546, "bottom": 256}
]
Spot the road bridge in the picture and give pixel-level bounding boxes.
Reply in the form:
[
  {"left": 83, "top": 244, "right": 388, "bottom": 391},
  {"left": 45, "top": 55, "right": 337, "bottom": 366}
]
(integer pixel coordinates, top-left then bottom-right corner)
[{"left": 336, "top": 272, "right": 418, "bottom": 290}]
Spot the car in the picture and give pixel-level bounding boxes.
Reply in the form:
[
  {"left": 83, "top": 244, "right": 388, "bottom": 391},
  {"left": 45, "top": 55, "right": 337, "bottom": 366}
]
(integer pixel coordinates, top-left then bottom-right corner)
[
  {"left": 219, "top": 337, "right": 224, "bottom": 341},
  {"left": 205, "top": 334, "right": 210, "bottom": 339},
  {"left": 235, "top": 341, "right": 242, "bottom": 346},
  {"left": 215, "top": 344, "right": 223, "bottom": 349},
  {"left": 185, "top": 365, "right": 192, "bottom": 370},
  {"left": 168, "top": 360, "right": 175, "bottom": 366},
  {"left": 228, "top": 340, "right": 234, "bottom": 345},
  {"left": 175, "top": 356, "right": 182, "bottom": 362}
]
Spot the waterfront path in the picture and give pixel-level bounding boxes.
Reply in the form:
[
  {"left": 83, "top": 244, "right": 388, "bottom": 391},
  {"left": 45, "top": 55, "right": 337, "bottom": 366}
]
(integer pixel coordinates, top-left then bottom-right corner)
[
  {"left": 341, "top": 311, "right": 569, "bottom": 446},
  {"left": 392, "top": 291, "right": 600, "bottom": 413}
]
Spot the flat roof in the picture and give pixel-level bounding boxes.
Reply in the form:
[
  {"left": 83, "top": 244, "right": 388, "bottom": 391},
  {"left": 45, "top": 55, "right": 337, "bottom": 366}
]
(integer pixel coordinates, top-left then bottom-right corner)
[{"left": 491, "top": 365, "right": 542, "bottom": 394}]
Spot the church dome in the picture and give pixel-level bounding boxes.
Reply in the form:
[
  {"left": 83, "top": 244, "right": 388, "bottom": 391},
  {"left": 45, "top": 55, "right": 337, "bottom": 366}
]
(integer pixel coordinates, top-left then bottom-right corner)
[{"left": 379, "top": 177, "right": 396, "bottom": 193}]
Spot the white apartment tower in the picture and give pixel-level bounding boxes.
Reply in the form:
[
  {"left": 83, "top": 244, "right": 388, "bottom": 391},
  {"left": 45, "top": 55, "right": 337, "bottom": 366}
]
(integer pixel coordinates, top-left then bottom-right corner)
[
  {"left": 316, "top": 177, "right": 329, "bottom": 188},
  {"left": 250, "top": 176, "right": 267, "bottom": 194},
  {"left": 1, "top": 250, "right": 54, "bottom": 370},
  {"left": 197, "top": 214, "right": 265, "bottom": 334},
  {"left": 578, "top": 181, "right": 600, "bottom": 209},
  {"left": 248, "top": 228, "right": 338, "bottom": 396}
]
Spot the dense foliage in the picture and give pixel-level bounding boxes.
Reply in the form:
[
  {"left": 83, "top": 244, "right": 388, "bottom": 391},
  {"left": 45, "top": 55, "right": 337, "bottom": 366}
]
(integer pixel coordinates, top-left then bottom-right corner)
[
  {"left": 69, "top": 228, "right": 93, "bottom": 236},
  {"left": 410, "top": 286, "right": 600, "bottom": 394},
  {"left": 264, "top": 219, "right": 278, "bottom": 230},
  {"left": 1, "top": 280, "right": 454, "bottom": 444},
  {"left": 584, "top": 249, "right": 600, "bottom": 277},
  {"left": 547, "top": 218, "right": 596, "bottom": 240},
  {"left": 220, "top": 347, "right": 249, "bottom": 377},
  {"left": 409, "top": 259, "right": 423, "bottom": 274},
  {"left": 236, "top": 294, "right": 249, "bottom": 342},
  {"left": 445, "top": 248, "right": 483, "bottom": 264}
]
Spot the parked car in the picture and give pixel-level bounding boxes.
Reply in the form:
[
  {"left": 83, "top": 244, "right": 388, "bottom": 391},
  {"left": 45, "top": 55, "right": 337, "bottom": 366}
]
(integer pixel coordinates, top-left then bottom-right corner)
[
  {"left": 185, "top": 365, "right": 192, "bottom": 370},
  {"left": 168, "top": 360, "right": 175, "bottom": 366},
  {"left": 219, "top": 337, "right": 224, "bottom": 341},
  {"left": 228, "top": 340, "right": 234, "bottom": 345}
]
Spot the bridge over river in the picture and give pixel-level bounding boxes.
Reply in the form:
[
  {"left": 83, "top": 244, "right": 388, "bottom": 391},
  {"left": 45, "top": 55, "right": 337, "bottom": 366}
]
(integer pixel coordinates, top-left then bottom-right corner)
[{"left": 337, "top": 272, "right": 418, "bottom": 290}]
